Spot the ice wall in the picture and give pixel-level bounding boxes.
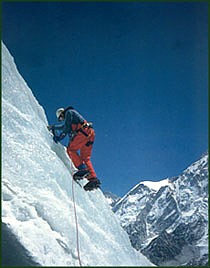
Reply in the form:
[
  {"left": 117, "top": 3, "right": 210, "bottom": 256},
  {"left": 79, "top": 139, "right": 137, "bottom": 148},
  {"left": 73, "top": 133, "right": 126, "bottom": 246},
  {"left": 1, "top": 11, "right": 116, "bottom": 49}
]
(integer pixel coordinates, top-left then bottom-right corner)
[{"left": 2, "top": 43, "right": 153, "bottom": 266}]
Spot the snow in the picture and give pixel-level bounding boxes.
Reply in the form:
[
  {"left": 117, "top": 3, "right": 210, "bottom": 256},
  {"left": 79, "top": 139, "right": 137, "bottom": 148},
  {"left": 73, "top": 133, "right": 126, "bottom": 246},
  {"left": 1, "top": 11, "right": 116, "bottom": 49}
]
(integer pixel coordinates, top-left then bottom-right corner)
[
  {"left": 140, "top": 179, "right": 170, "bottom": 191},
  {"left": 105, "top": 196, "right": 113, "bottom": 205},
  {"left": 2, "top": 42, "right": 153, "bottom": 266},
  {"left": 184, "top": 154, "right": 208, "bottom": 175}
]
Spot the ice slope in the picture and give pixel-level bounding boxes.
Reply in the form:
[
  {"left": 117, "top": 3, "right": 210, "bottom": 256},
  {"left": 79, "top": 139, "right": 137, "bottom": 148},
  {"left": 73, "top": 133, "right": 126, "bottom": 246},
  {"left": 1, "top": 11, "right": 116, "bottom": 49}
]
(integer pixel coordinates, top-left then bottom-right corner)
[{"left": 2, "top": 42, "right": 153, "bottom": 266}]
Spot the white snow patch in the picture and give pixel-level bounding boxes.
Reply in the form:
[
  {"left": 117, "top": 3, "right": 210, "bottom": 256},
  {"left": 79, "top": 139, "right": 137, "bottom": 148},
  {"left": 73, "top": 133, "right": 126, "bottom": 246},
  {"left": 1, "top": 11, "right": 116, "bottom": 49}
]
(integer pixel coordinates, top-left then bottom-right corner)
[{"left": 140, "top": 179, "right": 170, "bottom": 191}]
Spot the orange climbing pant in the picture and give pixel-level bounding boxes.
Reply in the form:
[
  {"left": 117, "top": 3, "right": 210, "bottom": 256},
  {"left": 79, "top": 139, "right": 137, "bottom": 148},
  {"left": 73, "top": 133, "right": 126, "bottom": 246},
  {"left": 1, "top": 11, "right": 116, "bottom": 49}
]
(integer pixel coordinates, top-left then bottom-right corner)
[{"left": 67, "top": 127, "right": 97, "bottom": 179}]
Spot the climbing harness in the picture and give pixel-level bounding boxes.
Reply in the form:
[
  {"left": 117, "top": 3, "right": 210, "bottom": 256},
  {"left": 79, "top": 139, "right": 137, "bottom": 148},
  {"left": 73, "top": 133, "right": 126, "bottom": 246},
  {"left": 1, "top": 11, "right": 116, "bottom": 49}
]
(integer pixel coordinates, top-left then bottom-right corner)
[{"left": 71, "top": 178, "right": 82, "bottom": 266}]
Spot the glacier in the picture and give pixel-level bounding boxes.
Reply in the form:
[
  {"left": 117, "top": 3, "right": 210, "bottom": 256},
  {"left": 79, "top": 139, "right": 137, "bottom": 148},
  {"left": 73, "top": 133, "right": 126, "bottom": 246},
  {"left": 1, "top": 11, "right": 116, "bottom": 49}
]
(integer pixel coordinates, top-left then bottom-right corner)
[{"left": 1, "top": 42, "right": 153, "bottom": 266}]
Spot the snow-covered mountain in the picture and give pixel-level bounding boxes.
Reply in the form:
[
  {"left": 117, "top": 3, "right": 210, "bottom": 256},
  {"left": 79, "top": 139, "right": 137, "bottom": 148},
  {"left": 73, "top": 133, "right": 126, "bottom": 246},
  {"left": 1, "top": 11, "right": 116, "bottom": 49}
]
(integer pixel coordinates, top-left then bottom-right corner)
[
  {"left": 2, "top": 42, "right": 153, "bottom": 266},
  {"left": 103, "top": 191, "right": 120, "bottom": 207},
  {"left": 113, "top": 153, "right": 208, "bottom": 266}
]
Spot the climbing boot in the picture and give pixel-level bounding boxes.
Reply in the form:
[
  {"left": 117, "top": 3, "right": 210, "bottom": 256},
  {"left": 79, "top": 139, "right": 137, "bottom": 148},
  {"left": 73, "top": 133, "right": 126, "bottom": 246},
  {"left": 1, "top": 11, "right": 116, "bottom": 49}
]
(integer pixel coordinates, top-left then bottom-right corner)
[
  {"left": 73, "top": 169, "right": 90, "bottom": 181},
  {"left": 84, "top": 178, "right": 101, "bottom": 191}
]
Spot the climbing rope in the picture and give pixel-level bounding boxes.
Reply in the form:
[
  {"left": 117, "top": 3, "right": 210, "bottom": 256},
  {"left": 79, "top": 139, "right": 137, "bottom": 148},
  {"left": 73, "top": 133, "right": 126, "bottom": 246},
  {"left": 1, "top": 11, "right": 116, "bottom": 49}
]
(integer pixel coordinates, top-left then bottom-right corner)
[{"left": 71, "top": 178, "right": 82, "bottom": 266}]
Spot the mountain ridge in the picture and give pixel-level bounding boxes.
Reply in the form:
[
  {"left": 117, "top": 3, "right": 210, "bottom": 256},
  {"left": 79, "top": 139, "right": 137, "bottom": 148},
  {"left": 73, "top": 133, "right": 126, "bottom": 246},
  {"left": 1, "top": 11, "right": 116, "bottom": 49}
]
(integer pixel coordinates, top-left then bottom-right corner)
[{"left": 113, "top": 152, "right": 208, "bottom": 266}]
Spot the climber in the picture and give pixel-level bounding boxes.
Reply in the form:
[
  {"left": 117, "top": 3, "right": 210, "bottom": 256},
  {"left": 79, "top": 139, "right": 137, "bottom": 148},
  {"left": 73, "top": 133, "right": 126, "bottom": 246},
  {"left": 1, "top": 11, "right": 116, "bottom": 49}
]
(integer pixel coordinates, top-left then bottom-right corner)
[{"left": 47, "top": 106, "right": 101, "bottom": 191}]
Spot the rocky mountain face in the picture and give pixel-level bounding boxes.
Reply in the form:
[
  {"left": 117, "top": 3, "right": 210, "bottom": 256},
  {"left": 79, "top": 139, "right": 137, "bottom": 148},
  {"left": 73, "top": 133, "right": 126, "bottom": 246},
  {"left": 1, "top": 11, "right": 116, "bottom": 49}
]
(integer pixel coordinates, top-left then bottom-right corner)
[{"left": 113, "top": 153, "right": 208, "bottom": 266}]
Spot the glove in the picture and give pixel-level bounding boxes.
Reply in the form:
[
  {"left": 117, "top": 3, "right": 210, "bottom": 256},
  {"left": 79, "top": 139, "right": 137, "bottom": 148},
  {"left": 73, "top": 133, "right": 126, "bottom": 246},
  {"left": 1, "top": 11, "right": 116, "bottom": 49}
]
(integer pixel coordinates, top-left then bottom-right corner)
[
  {"left": 47, "top": 125, "right": 54, "bottom": 131},
  {"left": 53, "top": 132, "right": 66, "bottom": 144}
]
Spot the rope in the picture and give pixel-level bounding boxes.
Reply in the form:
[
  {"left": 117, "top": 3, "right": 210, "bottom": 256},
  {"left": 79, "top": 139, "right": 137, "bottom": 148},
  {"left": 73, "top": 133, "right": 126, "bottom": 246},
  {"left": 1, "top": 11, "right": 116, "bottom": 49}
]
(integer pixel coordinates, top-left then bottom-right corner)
[{"left": 72, "top": 179, "right": 82, "bottom": 266}]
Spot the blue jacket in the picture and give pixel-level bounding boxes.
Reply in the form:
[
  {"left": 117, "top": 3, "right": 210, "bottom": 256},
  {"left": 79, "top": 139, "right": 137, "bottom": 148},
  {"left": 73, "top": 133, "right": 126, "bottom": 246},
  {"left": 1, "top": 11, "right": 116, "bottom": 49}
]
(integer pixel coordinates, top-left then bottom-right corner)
[{"left": 53, "top": 108, "right": 85, "bottom": 141}]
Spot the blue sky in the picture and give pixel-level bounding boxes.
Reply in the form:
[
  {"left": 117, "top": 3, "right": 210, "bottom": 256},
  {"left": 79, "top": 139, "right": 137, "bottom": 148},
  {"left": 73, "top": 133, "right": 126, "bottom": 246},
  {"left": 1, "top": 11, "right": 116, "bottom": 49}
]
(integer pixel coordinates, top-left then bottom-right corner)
[{"left": 2, "top": 1, "right": 208, "bottom": 196}]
